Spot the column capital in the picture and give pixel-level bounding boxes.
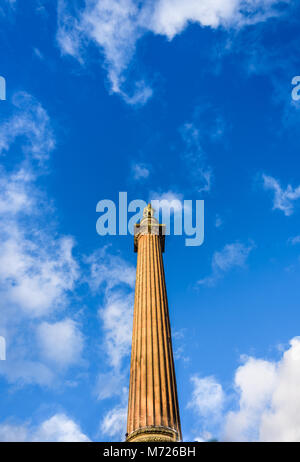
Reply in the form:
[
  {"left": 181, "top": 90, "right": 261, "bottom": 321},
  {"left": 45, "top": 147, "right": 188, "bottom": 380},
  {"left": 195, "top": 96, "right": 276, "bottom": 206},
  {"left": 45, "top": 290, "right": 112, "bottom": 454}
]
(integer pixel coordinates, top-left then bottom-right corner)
[{"left": 134, "top": 205, "right": 166, "bottom": 252}]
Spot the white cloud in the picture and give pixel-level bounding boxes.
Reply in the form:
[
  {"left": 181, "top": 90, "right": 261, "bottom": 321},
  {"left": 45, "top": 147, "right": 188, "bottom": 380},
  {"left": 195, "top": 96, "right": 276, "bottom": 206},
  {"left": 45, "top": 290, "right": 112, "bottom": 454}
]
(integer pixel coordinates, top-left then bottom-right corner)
[
  {"left": 223, "top": 357, "right": 277, "bottom": 441},
  {"left": 190, "top": 337, "right": 300, "bottom": 442},
  {"left": 188, "top": 375, "right": 224, "bottom": 419},
  {"left": 150, "top": 0, "right": 235, "bottom": 38},
  {"left": 194, "top": 431, "right": 213, "bottom": 442},
  {"left": 150, "top": 0, "right": 288, "bottom": 39},
  {"left": 57, "top": 0, "right": 288, "bottom": 104},
  {"left": 100, "top": 405, "right": 127, "bottom": 440},
  {"left": 187, "top": 375, "right": 225, "bottom": 442},
  {"left": 99, "top": 292, "right": 133, "bottom": 369},
  {"left": 198, "top": 241, "right": 254, "bottom": 286},
  {"left": 33, "top": 47, "right": 44, "bottom": 61},
  {"left": 56, "top": 1, "right": 84, "bottom": 60},
  {"left": 36, "top": 319, "right": 84, "bottom": 367},
  {"left": 95, "top": 371, "right": 127, "bottom": 401},
  {"left": 288, "top": 235, "right": 300, "bottom": 245},
  {"left": 223, "top": 337, "right": 300, "bottom": 442},
  {"left": 86, "top": 248, "right": 134, "bottom": 422},
  {"left": 180, "top": 123, "right": 207, "bottom": 183},
  {"left": 0, "top": 359, "right": 54, "bottom": 386},
  {"left": 179, "top": 105, "right": 226, "bottom": 194},
  {"left": 87, "top": 248, "right": 135, "bottom": 368},
  {"left": 57, "top": 0, "right": 152, "bottom": 105},
  {"left": 0, "top": 231, "right": 78, "bottom": 318},
  {"left": 0, "top": 167, "right": 35, "bottom": 214},
  {"left": 87, "top": 248, "right": 135, "bottom": 294},
  {"left": 150, "top": 190, "right": 183, "bottom": 212},
  {"left": 215, "top": 214, "right": 223, "bottom": 228},
  {"left": 0, "top": 92, "right": 55, "bottom": 163},
  {"left": 262, "top": 174, "right": 300, "bottom": 216},
  {"left": 172, "top": 329, "right": 190, "bottom": 363},
  {"left": 0, "top": 93, "right": 81, "bottom": 386},
  {"left": 0, "top": 422, "right": 28, "bottom": 442},
  {"left": 0, "top": 414, "right": 90, "bottom": 442},
  {"left": 34, "top": 414, "right": 90, "bottom": 442},
  {"left": 132, "top": 163, "right": 150, "bottom": 180},
  {"left": 259, "top": 338, "right": 300, "bottom": 442},
  {"left": 212, "top": 242, "right": 253, "bottom": 271},
  {"left": 149, "top": 190, "right": 185, "bottom": 236},
  {"left": 0, "top": 171, "right": 78, "bottom": 319},
  {"left": 0, "top": 93, "right": 79, "bottom": 320}
]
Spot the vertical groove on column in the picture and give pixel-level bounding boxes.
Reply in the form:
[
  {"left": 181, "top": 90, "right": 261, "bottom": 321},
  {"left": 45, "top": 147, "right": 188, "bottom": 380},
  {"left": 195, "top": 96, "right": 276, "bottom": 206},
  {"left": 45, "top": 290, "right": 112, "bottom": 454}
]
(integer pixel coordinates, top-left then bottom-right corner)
[
  {"left": 152, "top": 235, "right": 162, "bottom": 427},
  {"left": 127, "top": 240, "right": 139, "bottom": 434},
  {"left": 135, "top": 241, "right": 142, "bottom": 431},
  {"left": 135, "top": 237, "right": 143, "bottom": 430},
  {"left": 164, "top": 251, "right": 181, "bottom": 437},
  {"left": 151, "top": 236, "right": 156, "bottom": 425},
  {"left": 145, "top": 235, "right": 152, "bottom": 425},
  {"left": 155, "top": 238, "right": 170, "bottom": 427},
  {"left": 139, "top": 237, "right": 145, "bottom": 428},
  {"left": 162, "top": 248, "right": 175, "bottom": 427},
  {"left": 159, "top": 249, "right": 180, "bottom": 435},
  {"left": 153, "top": 235, "right": 169, "bottom": 428}
]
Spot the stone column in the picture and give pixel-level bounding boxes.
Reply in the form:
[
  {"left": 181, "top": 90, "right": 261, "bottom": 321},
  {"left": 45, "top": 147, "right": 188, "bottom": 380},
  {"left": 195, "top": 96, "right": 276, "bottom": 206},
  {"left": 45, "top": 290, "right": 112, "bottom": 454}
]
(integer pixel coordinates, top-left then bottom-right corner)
[{"left": 126, "top": 205, "right": 182, "bottom": 442}]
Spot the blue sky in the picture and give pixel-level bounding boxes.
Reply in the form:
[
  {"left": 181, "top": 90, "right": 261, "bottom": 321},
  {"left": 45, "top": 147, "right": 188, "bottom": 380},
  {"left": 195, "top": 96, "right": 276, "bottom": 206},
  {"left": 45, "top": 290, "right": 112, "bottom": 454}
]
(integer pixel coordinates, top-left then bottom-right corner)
[{"left": 0, "top": 0, "right": 300, "bottom": 442}]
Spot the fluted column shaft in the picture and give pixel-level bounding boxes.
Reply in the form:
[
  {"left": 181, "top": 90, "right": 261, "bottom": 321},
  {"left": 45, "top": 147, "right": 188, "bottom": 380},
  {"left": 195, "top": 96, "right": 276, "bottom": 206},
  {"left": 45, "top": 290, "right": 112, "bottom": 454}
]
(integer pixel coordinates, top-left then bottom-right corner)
[{"left": 126, "top": 233, "right": 181, "bottom": 442}]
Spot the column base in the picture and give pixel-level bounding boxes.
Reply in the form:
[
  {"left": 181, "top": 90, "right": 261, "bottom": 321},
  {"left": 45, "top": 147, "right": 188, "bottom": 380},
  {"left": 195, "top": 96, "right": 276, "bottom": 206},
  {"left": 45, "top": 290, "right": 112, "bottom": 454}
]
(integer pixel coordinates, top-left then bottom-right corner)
[{"left": 126, "top": 426, "right": 179, "bottom": 442}]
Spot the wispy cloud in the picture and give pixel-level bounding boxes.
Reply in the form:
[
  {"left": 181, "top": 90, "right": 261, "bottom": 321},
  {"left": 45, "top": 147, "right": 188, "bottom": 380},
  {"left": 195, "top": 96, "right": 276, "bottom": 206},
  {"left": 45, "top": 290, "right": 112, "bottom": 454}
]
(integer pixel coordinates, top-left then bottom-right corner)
[
  {"left": 86, "top": 248, "right": 135, "bottom": 369},
  {"left": 86, "top": 248, "right": 135, "bottom": 436},
  {"left": 0, "top": 0, "right": 17, "bottom": 16},
  {"left": 180, "top": 122, "right": 213, "bottom": 194},
  {"left": 0, "top": 414, "right": 90, "bottom": 442},
  {"left": 180, "top": 106, "right": 226, "bottom": 194},
  {"left": 0, "top": 230, "right": 78, "bottom": 318},
  {"left": 56, "top": 0, "right": 289, "bottom": 104},
  {"left": 99, "top": 292, "right": 134, "bottom": 369},
  {"left": 0, "top": 92, "right": 55, "bottom": 164},
  {"left": 230, "top": 25, "right": 300, "bottom": 130},
  {"left": 262, "top": 174, "right": 300, "bottom": 216},
  {"left": 100, "top": 404, "right": 127, "bottom": 440},
  {"left": 0, "top": 93, "right": 78, "bottom": 320},
  {"left": 150, "top": 190, "right": 183, "bottom": 212},
  {"left": 0, "top": 93, "right": 81, "bottom": 386},
  {"left": 215, "top": 214, "right": 223, "bottom": 228},
  {"left": 57, "top": 0, "right": 152, "bottom": 105},
  {"left": 198, "top": 241, "right": 254, "bottom": 286},
  {"left": 288, "top": 235, "right": 300, "bottom": 245},
  {"left": 36, "top": 319, "right": 84, "bottom": 368},
  {"left": 95, "top": 371, "right": 127, "bottom": 401},
  {"left": 188, "top": 375, "right": 224, "bottom": 420},
  {"left": 87, "top": 247, "right": 135, "bottom": 295},
  {"left": 131, "top": 162, "right": 150, "bottom": 181}
]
